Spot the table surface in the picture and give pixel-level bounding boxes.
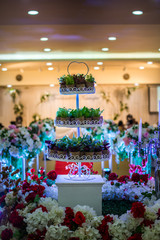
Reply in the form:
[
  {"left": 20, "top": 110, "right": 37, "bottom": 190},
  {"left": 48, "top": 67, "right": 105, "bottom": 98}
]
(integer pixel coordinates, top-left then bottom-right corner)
[{"left": 56, "top": 174, "right": 105, "bottom": 185}]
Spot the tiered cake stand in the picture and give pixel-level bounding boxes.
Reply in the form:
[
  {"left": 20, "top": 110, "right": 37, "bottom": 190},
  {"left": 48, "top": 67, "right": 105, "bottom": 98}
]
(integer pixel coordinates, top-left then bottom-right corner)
[{"left": 47, "top": 61, "right": 110, "bottom": 180}]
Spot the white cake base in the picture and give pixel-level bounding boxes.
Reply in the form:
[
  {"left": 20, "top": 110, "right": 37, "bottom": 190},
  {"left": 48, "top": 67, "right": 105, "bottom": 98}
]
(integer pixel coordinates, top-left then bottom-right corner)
[{"left": 56, "top": 175, "right": 104, "bottom": 215}]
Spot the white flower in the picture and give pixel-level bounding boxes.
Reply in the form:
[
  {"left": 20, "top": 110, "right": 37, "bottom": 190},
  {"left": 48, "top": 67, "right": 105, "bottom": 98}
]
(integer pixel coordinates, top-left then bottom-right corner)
[
  {"left": 45, "top": 225, "right": 70, "bottom": 240},
  {"left": 5, "top": 192, "right": 17, "bottom": 206},
  {"left": 71, "top": 226, "right": 101, "bottom": 240},
  {"left": 25, "top": 208, "right": 49, "bottom": 234},
  {"left": 48, "top": 205, "right": 65, "bottom": 225},
  {"left": 74, "top": 205, "right": 96, "bottom": 222},
  {"left": 109, "top": 219, "right": 131, "bottom": 240},
  {"left": 39, "top": 197, "right": 58, "bottom": 211}
]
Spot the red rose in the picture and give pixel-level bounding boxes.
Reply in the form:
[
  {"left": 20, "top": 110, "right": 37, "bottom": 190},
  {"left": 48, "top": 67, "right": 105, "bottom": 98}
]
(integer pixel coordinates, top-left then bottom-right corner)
[
  {"left": 15, "top": 203, "right": 25, "bottom": 210},
  {"left": 140, "top": 174, "right": 149, "bottom": 184},
  {"left": 31, "top": 168, "right": 35, "bottom": 173},
  {"left": 28, "top": 228, "right": 46, "bottom": 240},
  {"left": 62, "top": 207, "right": 75, "bottom": 229},
  {"left": 47, "top": 170, "right": 57, "bottom": 180},
  {"left": 127, "top": 233, "right": 142, "bottom": 240},
  {"left": 118, "top": 175, "right": 130, "bottom": 183},
  {"left": 157, "top": 208, "right": 160, "bottom": 218},
  {"left": 98, "top": 215, "right": 113, "bottom": 240},
  {"left": 131, "top": 202, "right": 145, "bottom": 218},
  {"left": 131, "top": 173, "right": 140, "bottom": 182},
  {"left": 108, "top": 173, "right": 118, "bottom": 181},
  {"left": 142, "top": 219, "right": 154, "bottom": 227},
  {"left": 73, "top": 211, "right": 85, "bottom": 226},
  {"left": 30, "top": 205, "right": 48, "bottom": 213},
  {"left": 31, "top": 174, "right": 39, "bottom": 181},
  {"left": 1, "top": 229, "right": 13, "bottom": 240},
  {"left": 9, "top": 210, "right": 24, "bottom": 228}
]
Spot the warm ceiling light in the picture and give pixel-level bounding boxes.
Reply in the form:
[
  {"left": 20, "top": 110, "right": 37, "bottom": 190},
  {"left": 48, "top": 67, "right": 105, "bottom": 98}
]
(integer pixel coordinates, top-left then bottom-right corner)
[
  {"left": 0, "top": 63, "right": 1, "bottom": 66},
  {"left": 134, "top": 83, "right": 139, "bottom": 86},
  {"left": 147, "top": 61, "right": 153, "bottom": 64},
  {"left": 132, "top": 10, "right": 143, "bottom": 15},
  {"left": 139, "top": 66, "right": 144, "bottom": 69},
  {"left": 44, "top": 48, "right": 51, "bottom": 52},
  {"left": 158, "top": 48, "right": 160, "bottom": 51},
  {"left": 48, "top": 67, "right": 54, "bottom": 70},
  {"left": 28, "top": 10, "right": 39, "bottom": 15},
  {"left": 50, "top": 84, "right": 54, "bottom": 87},
  {"left": 94, "top": 66, "right": 100, "bottom": 70},
  {"left": 108, "top": 37, "right": 117, "bottom": 41},
  {"left": 46, "top": 62, "right": 52, "bottom": 66},
  {"left": 2, "top": 68, "right": 7, "bottom": 71},
  {"left": 102, "top": 48, "right": 109, "bottom": 51},
  {"left": 7, "top": 84, "right": 12, "bottom": 88},
  {"left": 40, "top": 37, "right": 48, "bottom": 41},
  {"left": 97, "top": 62, "right": 103, "bottom": 65}
]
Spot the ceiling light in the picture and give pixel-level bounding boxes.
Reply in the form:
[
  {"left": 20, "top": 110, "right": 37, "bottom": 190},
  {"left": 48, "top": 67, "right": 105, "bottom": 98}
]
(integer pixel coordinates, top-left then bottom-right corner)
[
  {"left": 44, "top": 48, "right": 51, "bottom": 52},
  {"left": 46, "top": 62, "right": 52, "bottom": 66},
  {"left": 108, "top": 37, "right": 117, "bottom": 41},
  {"left": 97, "top": 62, "right": 103, "bottom": 65},
  {"left": 102, "top": 48, "right": 109, "bottom": 51},
  {"left": 132, "top": 10, "right": 143, "bottom": 15},
  {"left": 28, "top": 10, "right": 39, "bottom": 15},
  {"left": 134, "top": 83, "right": 139, "bottom": 86},
  {"left": 40, "top": 37, "right": 48, "bottom": 41},
  {"left": 0, "top": 63, "right": 1, "bottom": 66},
  {"left": 7, "top": 84, "right": 12, "bottom": 88},
  {"left": 94, "top": 66, "right": 100, "bottom": 70},
  {"left": 139, "top": 66, "right": 144, "bottom": 70},
  {"left": 2, "top": 68, "right": 7, "bottom": 71},
  {"left": 50, "top": 84, "right": 54, "bottom": 87},
  {"left": 48, "top": 67, "right": 54, "bottom": 70},
  {"left": 159, "top": 48, "right": 160, "bottom": 51},
  {"left": 147, "top": 61, "right": 153, "bottom": 64}
]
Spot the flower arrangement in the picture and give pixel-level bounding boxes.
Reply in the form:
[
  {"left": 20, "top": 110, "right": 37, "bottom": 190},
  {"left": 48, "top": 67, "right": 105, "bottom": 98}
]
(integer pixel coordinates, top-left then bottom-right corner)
[
  {"left": 0, "top": 125, "right": 42, "bottom": 160},
  {"left": 56, "top": 107, "right": 103, "bottom": 123},
  {"left": 0, "top": 173, "right": 160, "bottom": 240},
  {"left": 29, "top": 118, "right": 55, "bottom": 145},
  {"left": 48, "top": 135, "right": 110, "bottom": 160},
  {"left": 58, "top": 73, "right": 96, "bottom": 89},
  {"left": 102, "top": 172, "right": 156, "bottom": 203}
]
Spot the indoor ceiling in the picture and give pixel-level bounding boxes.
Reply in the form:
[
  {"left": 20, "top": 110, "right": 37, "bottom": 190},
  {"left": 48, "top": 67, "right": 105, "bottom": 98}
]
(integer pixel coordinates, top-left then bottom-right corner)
[{"left": 0, "top": 0, "right": 160, "bottom": 62}]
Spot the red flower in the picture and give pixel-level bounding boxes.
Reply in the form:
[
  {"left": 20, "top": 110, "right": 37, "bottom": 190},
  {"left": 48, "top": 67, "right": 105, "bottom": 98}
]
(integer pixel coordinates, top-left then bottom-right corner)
[
  {"left": 0, "top": 195, "right": 6, "bottom": 204},
  {"left": 31, "top": 168, "right": 35, "bottom": 173},
  {"left": 118, "top": 175, "right": 130, "bottom": 183},
  {"left": 69, "top": 238, "right": 80, "bottom": 240},
  {"left": 31, "top": 174, "right": 39, "bottom": 181},
  {"left": 28, "top": 228, "right": 46, "bottom": 240},
  {"left": 9, "top": 210, "right": 24, "bottom": 228},
  {"left": 131, "top": 173, "right": 140, "bottom": 182},
  {"left": 47, "top": 170, "right": 57, "bottom": 180},
  {"left": 108, "top": 173, "right": 118, "bottom": 181},
  {"left": 30, "top": 205, "right": 48, "bottom": 213},
  {"left": 40, "top": 170, "right": 44, "bottom": 175},
  {"left": 1, "top": 229, "right": 13, "bottom": 240},
  {"left": 111, "top": 182, "right": 114, "bottom": 185},
  {"left": 140, "top": 174, "right": 149, "bottom": 184},
  {"left": 134, "top": 195, "right": 139, "bottom": 200},
  {"left": 98, "top": 215, "right": 113, "bottom": 240},
  {"left": 73, "top": 211, "right": 85, "bottom": 226},
  {"left": 62, "top": 207, "right": 75, "bottom": 230},
  {"left": 157, "top": 208, "right": 160, "bottom": 218},
  {"left": 131, "top": 202, "right": 145, "bottom": 218},
  {"left": 142, "top": 219, "right": 154, "bottom": 227},
  {"left": 25, "top": 192, "right": 37, "bottom": 203},
  {"left": 127, "top": 233, "right": 142, "bottom": 240},
  {"left": 15, "top": 203, "right": 25, "bottom": 210}
]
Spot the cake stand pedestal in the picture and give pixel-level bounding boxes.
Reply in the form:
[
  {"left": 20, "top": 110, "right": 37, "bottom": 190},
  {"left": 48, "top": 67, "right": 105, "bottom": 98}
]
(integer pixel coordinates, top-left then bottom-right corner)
[{"left": 56, "top": 174, "right": 104, "bottom": 215}]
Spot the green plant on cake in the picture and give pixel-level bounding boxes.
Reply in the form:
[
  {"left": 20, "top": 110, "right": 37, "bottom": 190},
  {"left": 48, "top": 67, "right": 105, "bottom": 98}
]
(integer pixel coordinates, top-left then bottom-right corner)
[
  {"left": 85, "top": 74, "right": 95, "bottom": 83},
  {"left": 82, "top": 107, "right": 92, "bottom": 119},
  {"left": 56, "top": 136, "right": 70, "bottom": 152},
  {"left": 91, "top": 108, "right": 104, "bottom": 120},
  {"left": 65, "top": 75, "right": 74, "bottom": 86},
  {"left": 56, "top": 108, "right": 69, "bottom": 119}
]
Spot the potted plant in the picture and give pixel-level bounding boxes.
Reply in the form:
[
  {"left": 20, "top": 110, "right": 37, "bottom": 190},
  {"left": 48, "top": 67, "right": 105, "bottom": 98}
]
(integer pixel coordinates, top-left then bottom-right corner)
[
  {"left": 56, "top": 137, "right": 69, "bottom": 157},
  {"left": 68, "top": 137, "right": 81, "bottom": 157},
  {"left": 48, "top": 140, "right": 58, "bottom": 155},
  {"left": 94, "top": 140, "right": 102, "bottom": 156},
  {"left": 58, "top": 75, "right": 66, "bottom": 88},
  {"left": 92, "top": 108, "right": 104, "bottom": 121},
  {"left": 81, "top": 136, "right": 94, "bottom": 159},
  {"left": 82, "top": 107, "right": 92, "bottom": 121},
  {"left": 57, "top": 108, "right": 69, "bottom": 122},
  {"left": 66, "top": 75, "right": 75, "bottom": 88},
  {"left": 85, "top": 74, "right": 96, "bottom": 88},
  {"left": 75, "top": 109, "right": 84, "bottom": 123},
  {"left": 102, "top": 140, "right": 110, "bottom": 155},
  {"left": 74, "top": 74, "right": 86, "bottom": 88}
]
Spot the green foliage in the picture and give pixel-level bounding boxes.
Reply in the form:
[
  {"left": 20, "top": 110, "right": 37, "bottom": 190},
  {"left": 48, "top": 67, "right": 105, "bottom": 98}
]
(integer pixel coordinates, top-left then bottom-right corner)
[
  {"left": 125, "top": 87, "right": 137, "bottom": 99},
  {"left": 57, "top": 108, "right": 69, "bottom": 118},
  {"left": 119, "top": 101, "right": 129, "bottom": 112},
  {"left": 85, "top": 74, "right": 95, "bottom": 83},
  {"left": 40, "top": 92, "right": 51, "bottom": 103},
  {"left": 13, "top": 103, "right": 24, "bottom": 116},
  {"left": 66, "top": 75, "right": 74, "bottom": 85},
  {"left": 8, "top": 88, "right": 21, "bottom": 103},
  {"left": 32, "top": 113, "right": 41, "bottom": 122}
]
